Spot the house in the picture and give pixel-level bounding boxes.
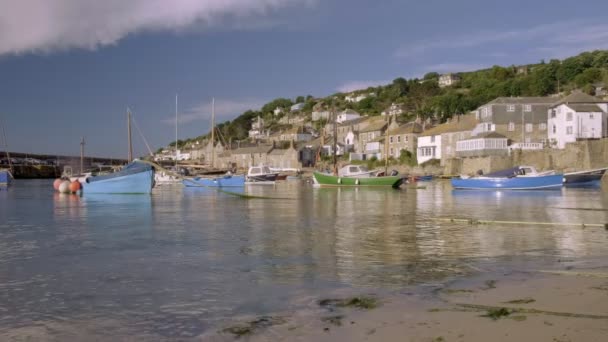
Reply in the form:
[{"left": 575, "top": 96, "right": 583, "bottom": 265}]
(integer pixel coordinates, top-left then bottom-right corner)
[
  {"left": 547, "top": 92, "right": 608, "bottom": 149},
  {"left": 473, "top": 96, "right": 557, "bottom": 149},
  {"left": 268, "top": 126, "right": 312, "bottom": 143},
  {"left": 224, "top": 144, "right": 274, "bottom": 169},
  {"left": 312, "top": 102, "right": 331, "bottom": 121},
  {"left": 336, "top": 116, "right": 368, "bottom": 147},
  {"left": 381, "top": 103, "right": 404, "bottom": 116},
  {"left": 290, "top": 103, "right": 305, "bottom": 112},
  {"left": 594, "top": 83, "right": 608, "bottom": 98},
  {"left": 364, "top": 136, "right": 385, "bottom": 160},
  {"left": 456, "top": 131, "right": 509, "bottom": 158},
  {"left": 356, "top": 118, "right": 388, "bottom": 155},
  {"left": 438, "top": 73, "right": 461, "bottom": 87},
  {"left": 336, "top": 109, "right": 361, "bottom": 123},
  {"left": 417, "top": 113, "right": 478, "bottom": 165},
  {"left": 248, "top": 116, "right": 267, "bottom": 139},
  {"left": 266, "top": 143, "right": 301, "bottom": 169},
  {"left": 386, "top": 122, "right": 423, "bottom": 158},
  {"left": 273, "top": 107, "right": 284, "bottom": 116},
  {"left": 345, "top": 93, "right": 375, "bottom": 103}
]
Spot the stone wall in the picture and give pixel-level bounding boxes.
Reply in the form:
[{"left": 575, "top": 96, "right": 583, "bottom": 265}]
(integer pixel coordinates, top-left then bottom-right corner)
[{"left": 444, "top": 138, "right": 608, "bottom": 175}]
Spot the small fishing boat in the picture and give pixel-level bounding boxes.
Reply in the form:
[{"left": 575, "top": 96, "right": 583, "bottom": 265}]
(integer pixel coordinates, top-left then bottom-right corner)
[
  {"left": 0, "top": 169, "right": 12, "bottom": 186},
  {"left": 313, "top": 165, "right": 404, "bottom": 188},
  {"left": 246, "top": 165, "right": 278, "bottom": 184},
  {"left": 81, "top": 160, "right": 155, "bottom": 194},
  {"left": 563, "top": 167, "right": 607, "bottom": 187},
  {"left": 155, "top": 170, "right": 181, "bottom": 185},
  {"left": 451, "top": 166, "right": 563, "bottom": 190},
  {"left": 182, "top": 173, "right": 245, "bottom": 187}
]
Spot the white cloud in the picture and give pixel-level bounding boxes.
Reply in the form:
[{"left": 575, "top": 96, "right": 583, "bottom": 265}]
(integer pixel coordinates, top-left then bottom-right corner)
[
  {"left": 395, "top": 20, "right": 608, "bottom": 60},
  {"left": 0, "top": 0, "right": 315, "bottom": 56},
  {"left": 162, "top": 98, "right": 265, "bottom": 125},
  {"left": 336, "top": 80, "right": 390, "bottom": 93}
]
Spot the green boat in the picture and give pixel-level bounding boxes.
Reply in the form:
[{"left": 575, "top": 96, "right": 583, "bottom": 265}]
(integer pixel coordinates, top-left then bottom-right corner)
[{"left": 312, "top": 165, "right": 404, "bottom": 188}]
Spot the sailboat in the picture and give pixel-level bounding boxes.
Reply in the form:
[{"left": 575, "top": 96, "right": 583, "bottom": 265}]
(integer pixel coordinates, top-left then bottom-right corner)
[
  {"left": 312, "top": 110, "right": 404, "bottom": 188},
  {"left": 80, "top": 109, "right": 155, "bottom": 194},
  {"left": 155, "top": 95, "right": 182, "bottom": 185},
  {"left": 1, "top": 119, "right": 13, "bottom": 186},
  {"left": 183, "top": 98, "right": 245, "bottom": 188}
]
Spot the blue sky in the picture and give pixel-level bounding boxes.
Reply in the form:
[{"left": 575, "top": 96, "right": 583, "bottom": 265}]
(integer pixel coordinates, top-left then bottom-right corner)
[{"left": 1, "top": 0, "right": 608, "bottom": 158}]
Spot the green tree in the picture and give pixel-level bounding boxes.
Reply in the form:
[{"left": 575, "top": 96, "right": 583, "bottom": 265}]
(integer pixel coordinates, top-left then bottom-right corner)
[{"left": 423, "top": 72, "right": 439, "bottom": 80}]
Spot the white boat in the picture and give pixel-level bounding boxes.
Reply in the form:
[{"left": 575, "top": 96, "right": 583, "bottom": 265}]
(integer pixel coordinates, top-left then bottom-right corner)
[
  {"left": 154, "top": 170, "right": 181, "bottom": 185},
  {"left": 246, "top": 165, "right": 278, "bottom": 184},
  {"left": 337, "top": 164, "right": 379, "bottom": 178}
]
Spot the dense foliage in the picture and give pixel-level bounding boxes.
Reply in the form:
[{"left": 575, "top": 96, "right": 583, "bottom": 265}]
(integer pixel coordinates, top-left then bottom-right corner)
[{"left": 170, "top": 50, "right": 608, "bottom": 149}]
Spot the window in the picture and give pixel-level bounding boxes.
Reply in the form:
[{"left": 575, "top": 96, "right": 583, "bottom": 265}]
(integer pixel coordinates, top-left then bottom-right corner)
[
  {"left": 524, "top": 104, "right": 532, "bottom": 112},
  {"left": 552, "top": 125, "right": 556, "bottom": 134},
  {"left": 397, "top": 136, "right": 401, "bottom": 143},
  {"left": 566, "top": 126, "right": 573, "bottom": 135},
  {"left": 405, "top": 135, "right": 408, "bottom": 142},
  {"left": 390, "top": 148, "right": 393, "bottom": 156},
  {"left": 539, "top": 123, "right": 547, "bottom": 131},
  {"left": 507, "top": 105, "right": 515, "bottom": 112},
  {"left": 566, "top": 112, "right": 573, "bottom": 121},
  {"left": 525, "top": 123, "right": 533, "bottom": 132},
  {"left": 430, "top": 135, "right": 435, "bottom": 143},
  {"left": 486, "top": 123, "right": 492, "bottom": 131},
  {"left": 481, "top": 107, "right": 488, "bottom": 117},
  {"left": 349, "top": 166, "right": 358, "bottom": 173},
  {"left": 551, "top": 110, "right": 556, "bottom": 118},
  {"left": 390, "top": 136, "right": 393, "bottom": 143},
  {"left": 508, "top": 122, "right": 515, "bottom": 131},
  {"left": 590, "top": 113, "right": 594, "bottom": 119}
]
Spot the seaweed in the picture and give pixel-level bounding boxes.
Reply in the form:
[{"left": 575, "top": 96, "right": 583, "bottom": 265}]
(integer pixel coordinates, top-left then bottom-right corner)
[
  {"left": 318, "top": 296, "right": 379, "bottom": 310},
  {"left": 321, "top": 315, "right": 344, "bottom": 326},
  {"left": 221, "top": 316, "right": 287, "bottom": 337},
  {"left": 481, "top": 307, "right": 511, "bottom": 320},
  {"left": 504, "top": 298, "right": 536, "bottom": 304}
]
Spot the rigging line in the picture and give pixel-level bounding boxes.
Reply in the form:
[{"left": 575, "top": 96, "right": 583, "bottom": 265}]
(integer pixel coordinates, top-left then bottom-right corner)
[
  {"left": 129, "top": 110, "right": 154, "bottom": 156},
  {"left": 0, "top": 118, "right": 13, "bottom": 172}
]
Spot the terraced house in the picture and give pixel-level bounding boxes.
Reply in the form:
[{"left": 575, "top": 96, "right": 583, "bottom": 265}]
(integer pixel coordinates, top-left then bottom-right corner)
[
  {"left": 386, "top": 122, "right": 422, "bottom": 158},
  {"left": 473, "top": 96, "right": 558, "bottom": 149}
]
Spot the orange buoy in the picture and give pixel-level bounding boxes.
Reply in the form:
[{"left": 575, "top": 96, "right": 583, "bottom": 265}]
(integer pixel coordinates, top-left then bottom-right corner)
[
  {"left": 53, "top": 178, "right": 63, "bottom": 191},
  {"left": 69, "top": 181, "right": 81, "bottom": 193},
  {"left": 59, "top": 181, "right": 71, "bottom": 194}
]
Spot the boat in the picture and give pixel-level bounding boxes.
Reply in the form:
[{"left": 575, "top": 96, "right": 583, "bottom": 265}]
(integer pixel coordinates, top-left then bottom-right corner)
[
  {"left": 0, "top": 169, "right": 12, "bottom": 186},
  {"left": 182, "top": 173, "right": 245, "bottom": 187},
  {"left": 415, "top": 175, "right": 434, "bottom": 182},
  {"left": 563, "top": 167, "right": 607, "bottom": 187},
  {"left": 269, "top": 167, "right": 301, "bottom": 181},
  {"left": 80, "top": 110, "right": 155, "bottom": 194},
  {"left": 246, "top": 165, "right": 278, "bottom": 184},
  {"left": 155, "top": 169, "right": 181, "bottom": 185},
  {"left": 81, "top": 160, "right": 155, "bottom": 194},
  {"left": 313, "top": 164, "right": 404, "bottom": 188},
  {"left": 451, "top": 165, "right": 563, "bottom": 190}
]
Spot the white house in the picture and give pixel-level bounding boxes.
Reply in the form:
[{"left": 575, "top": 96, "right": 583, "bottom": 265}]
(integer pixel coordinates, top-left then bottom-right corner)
[
  {"left": 438, "top": 73, "right": 461, "bottom": 87},
  {"left": 345, "top": 93, "right": 375, "bottom": 103},
  {"left": 273, "top": 107, "right": 283, "bottom": 116},
  {"left": 290, "top": 103, "right": 305, "bottom": 112},
  {"left": 416, "top": 134, "right": 441, "bottom": 164},
  {"left": 336, "top": 109, "right": 361, "bottom": 123},
  {"left": 547, "top": 92, "right": 608, "bottom": 149},
  {"left": 381, "top": 103, "right": 404, "bottom": 116},
  {"left": 248, "top": 116, "right": 267, "bottom": 139},
  {"left": 344, "top": 131, "right": 357, "bottom": 147}
]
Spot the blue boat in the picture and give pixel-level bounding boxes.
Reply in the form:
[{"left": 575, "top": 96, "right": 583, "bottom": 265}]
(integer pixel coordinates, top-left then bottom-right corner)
[
  {"left": 81, "top": 160, "right": 155, "bottom": 194},
  {"left": 451, "top": 166, "right": 563, "bottom": 190},
  {"left": 563, "top": 167, "right": 607, "bottom": 188},
  {"left": 182, "top": 174, "right": 245, "bottom": 187},
  {"left": 0, "top": 169, "right": 12, "bottom": 186}
]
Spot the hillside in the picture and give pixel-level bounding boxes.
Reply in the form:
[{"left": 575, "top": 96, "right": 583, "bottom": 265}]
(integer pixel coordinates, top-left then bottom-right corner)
[{"left": 172, "top": 50, "right": 608, "bottom": 149}]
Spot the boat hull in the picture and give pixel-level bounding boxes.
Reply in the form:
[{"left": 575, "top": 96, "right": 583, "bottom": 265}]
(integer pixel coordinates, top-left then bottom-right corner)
[
  {"left": 183, "top": 175, "right": 245, "bottom": 187},
  {"left": 564, "top": 168, "right": 606, "bottom": 187},
  {"left": 313, "top": 172, "right": 404, "bottom": 188},
  {"left": 0, "top": 170, "right": 11, "bottom": 186},
  {"left": 82, "top": 161, "right": 154, "bottom": 194},
  {"left": 451, "top": 174, "right": 564, "bottom": 190},
  {"left": 246, "top": 173, "right": 278, "bottom": 184}
]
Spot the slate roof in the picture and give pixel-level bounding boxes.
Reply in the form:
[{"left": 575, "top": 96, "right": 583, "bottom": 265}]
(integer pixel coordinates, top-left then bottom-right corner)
[
  {"left": 231, "top": 145, "right": 273, "bottom": 155},
  {"left": 486, "top": 97, "right": 557, "bottom": 105},
  {"left": 420, "top": 114, "right": 477, "bottom": 137},
  {"left": 387, "top": 122, "right": 423, "bottom": 135},
  {"left": 553, "top": 91, "right": 604, "bottom": 105},
  {"left": 566, "top": 104, "right": 604, "bottom": 112},
  {"left": 466, "top": 131, "right": 507, "bottom": 140},
  {"left": 360, "top": 120, "right": 388, "bottom": 133}
]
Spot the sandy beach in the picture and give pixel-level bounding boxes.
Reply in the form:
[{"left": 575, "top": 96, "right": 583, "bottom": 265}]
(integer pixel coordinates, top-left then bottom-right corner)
[{"left": 208, "top": 263, "right": 608, "bottom": 342}]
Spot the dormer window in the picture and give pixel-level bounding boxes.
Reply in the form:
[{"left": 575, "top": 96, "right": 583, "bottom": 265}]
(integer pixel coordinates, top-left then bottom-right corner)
[{"left": 507, "top": 105, "right": 515, "bottom": 112}]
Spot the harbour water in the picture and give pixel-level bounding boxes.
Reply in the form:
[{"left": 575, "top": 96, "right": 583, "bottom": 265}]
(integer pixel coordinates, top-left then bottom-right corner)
[{"left": 1, "top": 180, "right": 608, "bottom": 340}]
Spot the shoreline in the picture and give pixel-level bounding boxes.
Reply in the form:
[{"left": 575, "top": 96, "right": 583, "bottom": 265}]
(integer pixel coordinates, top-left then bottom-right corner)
[{"left": 208, "top": 259, "right": 608, "bottom": 341}]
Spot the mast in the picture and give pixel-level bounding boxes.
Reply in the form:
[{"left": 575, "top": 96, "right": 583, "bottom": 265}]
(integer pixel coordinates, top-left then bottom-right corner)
[
  {"left": 384, "top": 116, "right": 389, "bottom": 175},
  {"left": 80, "top": 136, "right": 85, "bottom": 175},
  {"left": 127, "top": 108, "right": 133, "bottom": 162},
  {"left": 332, "top": 105, "right": 337, "bottom": 175},
  {"left": 211, "top": 97, "right": 215, "bottom": 168},
  {"left": 1, "top": 119, "right": 13, "bottom": 173},
  {"left": 175, "top": 94, "right": 178, "bottom": 168}
]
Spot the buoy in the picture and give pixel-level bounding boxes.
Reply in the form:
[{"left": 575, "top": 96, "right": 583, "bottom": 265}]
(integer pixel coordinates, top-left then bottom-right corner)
[
  {"left": 59, "top": 180, "right": 71, "bottom": 194},
  {"left": 53, "top": 179, "right": 63, "bottom": 191},
  {"left": 355, "top": 179, "right": 360, "bottom": 185},
  {"left": 69, "top": 181, "right": 81, "bottom": 193}
]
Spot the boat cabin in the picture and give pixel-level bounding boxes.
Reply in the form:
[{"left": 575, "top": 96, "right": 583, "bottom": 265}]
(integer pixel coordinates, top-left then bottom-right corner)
[
  {"left": 248, "top": 165, "right": 272, "bottom": 177},
  {"left": 338, "top": 164, "right": 376, "bottom": 178}
]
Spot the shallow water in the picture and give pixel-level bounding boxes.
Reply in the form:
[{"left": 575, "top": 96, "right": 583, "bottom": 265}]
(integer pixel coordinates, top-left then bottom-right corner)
[{"left": 1, "top": 179, "right": 608, "bottom": 339}]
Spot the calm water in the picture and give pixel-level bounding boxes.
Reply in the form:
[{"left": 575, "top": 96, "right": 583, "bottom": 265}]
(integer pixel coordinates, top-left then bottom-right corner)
[{"left": 1, "top": 179, "right": 608, "bottom": 339}]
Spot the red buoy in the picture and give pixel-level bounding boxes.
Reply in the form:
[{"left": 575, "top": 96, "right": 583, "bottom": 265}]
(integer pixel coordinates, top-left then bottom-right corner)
[
  {"left": 53, "top": 179, "right": 63, "bottom": 191},
  {"left": 69, "top": 181, "right": 81, "bottom": 193}
]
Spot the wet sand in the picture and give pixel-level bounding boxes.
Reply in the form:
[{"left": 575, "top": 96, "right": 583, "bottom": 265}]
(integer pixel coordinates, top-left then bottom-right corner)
[{"left": 212, "top": 265, "right": 608, "bottom": 342}]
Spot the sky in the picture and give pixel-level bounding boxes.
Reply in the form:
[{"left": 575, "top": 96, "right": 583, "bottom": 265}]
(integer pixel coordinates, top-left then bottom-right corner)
[{"left": 1, "top": 0, "right": 608, "bottom": 158}]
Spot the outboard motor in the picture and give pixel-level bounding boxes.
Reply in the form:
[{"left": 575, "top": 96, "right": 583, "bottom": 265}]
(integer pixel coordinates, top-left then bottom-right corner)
[{"left": 390, "top": 169, "right": 399, "bottom": 176}]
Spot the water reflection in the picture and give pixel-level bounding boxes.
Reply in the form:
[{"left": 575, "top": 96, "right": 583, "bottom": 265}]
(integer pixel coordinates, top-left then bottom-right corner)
[{"left": 2, "top": 180, "right": 608, "bottom": 339}]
